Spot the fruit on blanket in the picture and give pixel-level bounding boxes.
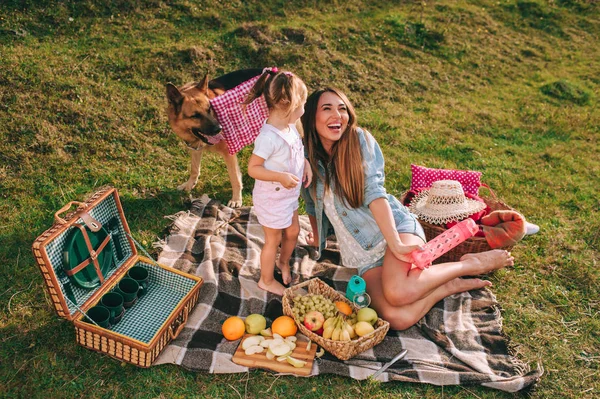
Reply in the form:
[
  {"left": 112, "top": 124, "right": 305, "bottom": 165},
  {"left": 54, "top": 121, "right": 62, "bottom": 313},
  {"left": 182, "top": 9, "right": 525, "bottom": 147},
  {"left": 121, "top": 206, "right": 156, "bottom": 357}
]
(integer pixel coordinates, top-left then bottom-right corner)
[
  {"left": 357, "top": 307, "right": 378, "bottom": 325},
  {"left": 222, "top": 316, "right": 245, "bottom": 340},
  {"left": 354, "top": 321, "right": 375, "bottom": 337},
  {"left": 335, "top": 301, "right": 353, "bottom": 316},
  {"left": 245, "top": 313, "right": 267, "bottom": 334},
  {"left": 271, "top": 315, "right": 297, "bottom": 337},
  {"left": 303, "top": 310, "right": 325, "bottom": 332}
]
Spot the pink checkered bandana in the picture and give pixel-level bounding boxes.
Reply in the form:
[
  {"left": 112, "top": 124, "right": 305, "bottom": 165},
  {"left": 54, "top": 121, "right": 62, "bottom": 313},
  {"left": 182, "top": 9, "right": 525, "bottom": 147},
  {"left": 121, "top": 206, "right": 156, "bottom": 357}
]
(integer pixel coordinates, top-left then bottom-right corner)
[
  {"left": 410, "top": 164, "right": 482, "bottom": 196},
  {"left": 209, "top": 71, "right": 270, "bottom": 155}
]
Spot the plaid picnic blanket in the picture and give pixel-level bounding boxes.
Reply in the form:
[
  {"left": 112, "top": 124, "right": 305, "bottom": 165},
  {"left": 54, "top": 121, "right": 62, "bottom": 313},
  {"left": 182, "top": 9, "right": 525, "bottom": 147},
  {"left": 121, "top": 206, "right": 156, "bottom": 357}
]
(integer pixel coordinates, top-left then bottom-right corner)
[{"left": 153, "top": 197, "right": 542, "bottom": 392}]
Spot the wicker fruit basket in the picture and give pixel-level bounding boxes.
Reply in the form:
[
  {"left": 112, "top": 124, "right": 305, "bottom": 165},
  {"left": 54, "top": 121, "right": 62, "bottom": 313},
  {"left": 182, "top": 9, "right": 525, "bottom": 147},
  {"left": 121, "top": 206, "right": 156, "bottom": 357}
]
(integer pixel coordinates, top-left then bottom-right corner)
[
  {"left": 401, "top": 191, "right": 515, "bottom": 264},
  {"left": 282, "top": 278, "right": 389, "bottom": 361}
]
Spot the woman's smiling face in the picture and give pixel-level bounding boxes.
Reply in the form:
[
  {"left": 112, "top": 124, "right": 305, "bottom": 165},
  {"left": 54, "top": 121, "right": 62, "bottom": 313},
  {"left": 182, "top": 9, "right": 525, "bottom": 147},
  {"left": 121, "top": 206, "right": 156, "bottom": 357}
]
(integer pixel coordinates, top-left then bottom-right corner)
[{"left": 315, "top": 92, "right": 349, "bottom": 152}]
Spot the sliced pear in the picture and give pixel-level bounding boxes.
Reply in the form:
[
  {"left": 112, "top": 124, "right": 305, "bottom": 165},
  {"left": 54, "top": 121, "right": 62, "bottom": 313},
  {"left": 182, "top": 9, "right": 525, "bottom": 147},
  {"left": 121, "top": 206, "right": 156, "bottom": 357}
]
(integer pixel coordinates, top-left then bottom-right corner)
[
  {"left": 276, "top": 355, "right": 288, "bottom": 362},
  {"left": 272, "top": 333, "right": 284, "bottom": 340},
  {"left": 241, "top": 335, "right": 265, "bottom": 350},
  {"left": 260, "top": 328, "right": 272, "bottom": 337},
  {"left": 244, "top": 345, "right": 264, "bottom": 356},
  {"left": 287, "top": 342, "right": 297, "bottom": 351},
  {"left": 260, "top": 339, "right": 274, "bottom": 348},
  {"left": 265, "top": 349, "right": 276, "bottom": 360},
  {"left": 286, "top": 356, "right": 307, "bottom": 368},
  {"left": 269, "top": 338, "right": 284, "bottom": 348},
  {"left": 270, "top": 343, "right": 292, "bottom": 356},
  {"left": 306, "top": 340, "right": 312, "bottom": 351},
  {"left": 285, "top": 336, "right": 297, "bottom": 343}
]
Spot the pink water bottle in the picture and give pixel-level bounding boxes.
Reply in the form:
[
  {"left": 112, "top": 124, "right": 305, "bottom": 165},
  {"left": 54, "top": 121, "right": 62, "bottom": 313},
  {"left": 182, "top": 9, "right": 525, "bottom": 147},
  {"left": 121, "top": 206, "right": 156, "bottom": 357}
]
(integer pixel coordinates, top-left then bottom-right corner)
[{"left": 411, "top": 219, "right": 479, "bottom": 269}]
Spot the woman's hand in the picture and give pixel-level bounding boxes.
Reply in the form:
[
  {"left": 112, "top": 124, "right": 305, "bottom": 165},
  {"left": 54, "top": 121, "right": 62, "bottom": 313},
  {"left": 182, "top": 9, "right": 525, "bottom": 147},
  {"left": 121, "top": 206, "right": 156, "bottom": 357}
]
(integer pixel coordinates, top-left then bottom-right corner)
[
  {"left": 388, "top": 239, "right": 426, "bottom": 268},
  {"left": 279, "top": 172, "right": 300, "bottom": 189},
  {"left": 303, "top": 160, "right": 313, "bottom": 188}
]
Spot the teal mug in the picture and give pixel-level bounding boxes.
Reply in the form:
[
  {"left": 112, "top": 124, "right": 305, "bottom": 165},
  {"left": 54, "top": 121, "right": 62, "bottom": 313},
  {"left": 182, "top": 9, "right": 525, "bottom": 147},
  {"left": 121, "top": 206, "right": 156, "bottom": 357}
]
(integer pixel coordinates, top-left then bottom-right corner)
[
  {"left": 116, "top": 277, "right": 139, "bottom": 308},
  {"left": 85, "top": 305, "right": 111, "bottom": 328},
  {"left": 101, "top": 292, "right": 125, "bottom": 325},
  {"left": 127, "top": 266, "right": 149, "bottom": 296}
]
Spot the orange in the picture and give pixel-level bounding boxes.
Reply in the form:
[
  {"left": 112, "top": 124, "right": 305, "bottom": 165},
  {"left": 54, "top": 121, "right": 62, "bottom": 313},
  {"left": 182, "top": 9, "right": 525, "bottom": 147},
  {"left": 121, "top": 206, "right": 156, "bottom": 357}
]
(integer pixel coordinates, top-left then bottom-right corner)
[
  {"left": 271, "top": 315, "right": 297, "bottom": 338},
  {"left": 222, "top": 316, "right": 246, "bottom": 341},
  {"left": 335, "top": 301, "right": 353, "bottom": 316}
]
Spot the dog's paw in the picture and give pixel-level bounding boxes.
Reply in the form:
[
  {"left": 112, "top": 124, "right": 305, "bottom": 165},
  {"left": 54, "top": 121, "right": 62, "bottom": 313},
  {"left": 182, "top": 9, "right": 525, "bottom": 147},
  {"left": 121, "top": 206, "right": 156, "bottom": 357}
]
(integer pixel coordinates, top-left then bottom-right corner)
[
  {"left": 177, "top": 182, "right": 195, "bottom": 192},
  {"left": 227, "top": 199, "right": 243, "bottom": 208}
]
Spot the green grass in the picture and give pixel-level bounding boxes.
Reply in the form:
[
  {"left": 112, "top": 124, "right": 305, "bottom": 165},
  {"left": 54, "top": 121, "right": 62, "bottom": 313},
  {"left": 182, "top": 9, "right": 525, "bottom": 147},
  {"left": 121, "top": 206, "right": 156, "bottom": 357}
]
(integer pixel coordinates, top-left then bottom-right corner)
[{"left": 1, "top": 0, "right": 599, "bottom": 397}]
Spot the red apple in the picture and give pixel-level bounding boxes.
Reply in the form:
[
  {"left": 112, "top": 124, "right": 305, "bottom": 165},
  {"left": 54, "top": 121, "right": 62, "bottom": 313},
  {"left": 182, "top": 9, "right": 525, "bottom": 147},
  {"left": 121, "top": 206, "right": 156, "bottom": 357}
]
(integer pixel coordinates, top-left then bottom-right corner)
[
  {"left": 314, "top": 327, "right": 324, "bottom": 336},
  {"left": 303, "top": 310, "right": 325, "bottom": 332}
]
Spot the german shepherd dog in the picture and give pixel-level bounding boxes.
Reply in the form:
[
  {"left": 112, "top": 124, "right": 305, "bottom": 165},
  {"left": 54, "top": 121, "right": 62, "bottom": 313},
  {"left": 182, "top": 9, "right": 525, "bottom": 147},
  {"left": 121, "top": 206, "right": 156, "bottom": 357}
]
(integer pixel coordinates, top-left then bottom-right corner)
[{"left": 166, "top": 68, "right": 264, "bottom": 207}]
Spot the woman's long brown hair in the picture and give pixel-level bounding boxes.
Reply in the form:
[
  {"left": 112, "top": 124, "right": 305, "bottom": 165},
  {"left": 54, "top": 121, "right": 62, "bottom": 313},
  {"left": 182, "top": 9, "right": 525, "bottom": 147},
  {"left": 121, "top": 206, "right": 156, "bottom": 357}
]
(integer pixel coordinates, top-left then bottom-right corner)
[{"left": 301, "top": 88, "right": 364, "bottom": 208}]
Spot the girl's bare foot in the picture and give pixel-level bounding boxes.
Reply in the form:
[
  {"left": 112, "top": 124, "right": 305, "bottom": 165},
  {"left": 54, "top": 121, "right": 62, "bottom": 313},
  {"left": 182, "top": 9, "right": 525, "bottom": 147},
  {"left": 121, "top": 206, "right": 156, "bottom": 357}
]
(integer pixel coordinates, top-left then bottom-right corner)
[
  {"left": 276, "top": 262, "right": 292, "bottom": 285},
  {"left": 258, "top": 277, "right": 286, "bottom": 296},
  {"left": 460, "top": 249, "right": 514, "bottom": 274}
]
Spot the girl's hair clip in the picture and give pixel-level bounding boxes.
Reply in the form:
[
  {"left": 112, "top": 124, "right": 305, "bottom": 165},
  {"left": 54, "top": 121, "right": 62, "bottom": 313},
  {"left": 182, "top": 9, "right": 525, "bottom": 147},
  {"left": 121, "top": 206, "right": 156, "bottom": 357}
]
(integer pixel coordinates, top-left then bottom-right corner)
[{"left": 266, "top": 67, "right": 292, "bottom": 77}]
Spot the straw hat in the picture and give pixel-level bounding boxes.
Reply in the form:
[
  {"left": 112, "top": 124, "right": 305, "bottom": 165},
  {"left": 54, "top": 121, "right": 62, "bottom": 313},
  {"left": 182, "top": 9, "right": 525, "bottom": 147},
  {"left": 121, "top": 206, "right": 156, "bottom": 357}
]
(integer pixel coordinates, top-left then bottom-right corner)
[{"left": 408, "top": 180, "right": 486, "bottom": 225}]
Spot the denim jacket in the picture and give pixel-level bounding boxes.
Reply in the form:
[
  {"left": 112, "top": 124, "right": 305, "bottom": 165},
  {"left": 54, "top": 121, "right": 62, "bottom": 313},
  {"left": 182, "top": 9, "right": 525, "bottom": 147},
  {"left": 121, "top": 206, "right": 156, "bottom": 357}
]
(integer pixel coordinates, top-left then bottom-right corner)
[{"left": 302, "top": 128, "right": 416, "bottom": 258}]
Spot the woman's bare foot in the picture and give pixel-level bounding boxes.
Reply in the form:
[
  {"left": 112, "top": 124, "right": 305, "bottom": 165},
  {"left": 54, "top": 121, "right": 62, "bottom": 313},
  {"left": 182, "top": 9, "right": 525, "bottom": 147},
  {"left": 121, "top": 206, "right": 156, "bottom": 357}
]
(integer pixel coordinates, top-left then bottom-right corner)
[
  {"left": 276, "top": 262, "right": 292, "bottom": 285},
  {"left": 258, "top": 277, "right": 286, "bottom": 296},
  {"left": 460, "top": 249, "right": 514, "bottom": 274}
]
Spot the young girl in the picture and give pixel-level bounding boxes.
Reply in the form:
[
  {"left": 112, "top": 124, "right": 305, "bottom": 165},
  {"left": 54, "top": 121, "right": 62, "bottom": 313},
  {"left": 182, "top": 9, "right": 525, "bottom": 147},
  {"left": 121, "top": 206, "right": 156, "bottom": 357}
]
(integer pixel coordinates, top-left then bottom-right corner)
[{"left": 246, "top": 70, "right": 312, "bottom": 295}]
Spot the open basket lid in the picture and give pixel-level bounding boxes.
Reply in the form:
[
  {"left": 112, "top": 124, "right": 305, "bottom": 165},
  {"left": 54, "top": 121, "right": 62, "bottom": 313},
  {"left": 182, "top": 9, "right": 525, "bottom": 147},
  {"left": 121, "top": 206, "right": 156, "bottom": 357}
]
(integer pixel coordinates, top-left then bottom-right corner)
[{"left": 32, "top": 187, "right": 137, "bottom": 320}]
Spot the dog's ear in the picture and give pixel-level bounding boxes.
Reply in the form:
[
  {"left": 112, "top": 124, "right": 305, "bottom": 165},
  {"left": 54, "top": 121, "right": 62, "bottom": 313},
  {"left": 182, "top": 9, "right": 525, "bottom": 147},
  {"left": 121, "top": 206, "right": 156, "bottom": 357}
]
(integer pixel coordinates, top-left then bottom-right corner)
[
  {"left": 195, "top": 74, "right": 209, "bottom": 94},
  {"left": 166, "top": 83, "right": 184, "bottom": 114}
]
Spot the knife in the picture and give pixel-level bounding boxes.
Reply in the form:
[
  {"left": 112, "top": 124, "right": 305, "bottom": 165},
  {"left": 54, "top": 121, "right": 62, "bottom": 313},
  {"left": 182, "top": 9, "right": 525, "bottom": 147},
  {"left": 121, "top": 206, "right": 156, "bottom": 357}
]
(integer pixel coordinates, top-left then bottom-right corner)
[{"left": 371, "top": 349, "right": 408, "bottom": 379}]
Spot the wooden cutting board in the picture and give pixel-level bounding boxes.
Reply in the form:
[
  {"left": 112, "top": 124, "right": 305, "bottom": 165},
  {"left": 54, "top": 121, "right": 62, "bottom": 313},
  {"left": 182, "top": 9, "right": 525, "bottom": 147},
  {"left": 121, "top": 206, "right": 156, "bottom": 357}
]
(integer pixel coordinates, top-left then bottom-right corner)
[{"left": 232, "top": 334, "right": 317, "bottom": 376}]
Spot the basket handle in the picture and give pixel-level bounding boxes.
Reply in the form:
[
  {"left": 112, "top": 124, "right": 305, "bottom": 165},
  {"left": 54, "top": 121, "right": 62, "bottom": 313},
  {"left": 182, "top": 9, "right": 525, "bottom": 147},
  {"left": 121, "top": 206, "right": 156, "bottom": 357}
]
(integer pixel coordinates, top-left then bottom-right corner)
[
  {"left": 479, "top": 183, "right": 498, "bottom": 200},
  {"left": 54, "top": 201, "right": 87, "bottom": 224},
  {"left": 169, "top": 307, "right": 189, "bottom": 340},
  {"left": 285, "top": 278, "right": 314, "bottom": 298}
]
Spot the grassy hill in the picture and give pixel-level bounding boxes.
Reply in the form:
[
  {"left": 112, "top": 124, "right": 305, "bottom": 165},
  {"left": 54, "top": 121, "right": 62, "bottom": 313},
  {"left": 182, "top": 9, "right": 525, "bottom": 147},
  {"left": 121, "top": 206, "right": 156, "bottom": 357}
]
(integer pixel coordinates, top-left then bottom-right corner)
[{"left": 1, "top": 1, "right": 598, "bottom": 397}]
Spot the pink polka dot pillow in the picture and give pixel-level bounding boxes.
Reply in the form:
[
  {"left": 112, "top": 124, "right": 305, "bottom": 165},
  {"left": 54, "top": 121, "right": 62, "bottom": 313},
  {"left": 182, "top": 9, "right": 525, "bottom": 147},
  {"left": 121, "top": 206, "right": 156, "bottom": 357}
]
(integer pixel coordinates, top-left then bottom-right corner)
[{"left": 410, "top": 164, "right": 482, "bottom": 196}]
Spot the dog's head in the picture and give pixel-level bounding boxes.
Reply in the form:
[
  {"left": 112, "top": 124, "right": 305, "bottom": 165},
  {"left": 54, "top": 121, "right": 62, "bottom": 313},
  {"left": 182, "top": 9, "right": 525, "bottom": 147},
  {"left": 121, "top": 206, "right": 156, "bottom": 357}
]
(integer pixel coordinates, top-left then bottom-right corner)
[{"left": 166, "top": 74, "right": 224, "bottom": 150}]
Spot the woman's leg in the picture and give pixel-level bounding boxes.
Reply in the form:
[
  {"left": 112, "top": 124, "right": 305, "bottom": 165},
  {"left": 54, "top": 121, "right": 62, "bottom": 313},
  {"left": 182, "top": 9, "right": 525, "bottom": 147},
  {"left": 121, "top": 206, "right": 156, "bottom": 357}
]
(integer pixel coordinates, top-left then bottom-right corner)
[
  {"left": 380, "top": 233, "right": 514, "bottom": 307},
  {"left": 258, "top": 225, "right": 286, "bottom": 295},
  {"left": 363, "top": 266, "right": 493, "bottom": 330},
  {"left": 277, "top": 211, "right": 300, "bottom": 285}
]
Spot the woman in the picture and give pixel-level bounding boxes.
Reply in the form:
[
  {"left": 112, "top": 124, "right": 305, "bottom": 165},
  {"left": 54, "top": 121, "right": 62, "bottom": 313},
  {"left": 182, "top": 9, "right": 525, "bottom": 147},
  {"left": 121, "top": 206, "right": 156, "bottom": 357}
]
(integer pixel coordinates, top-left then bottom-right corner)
[{"left": 301, "top": 88, "right": 514, "bottom": 330}]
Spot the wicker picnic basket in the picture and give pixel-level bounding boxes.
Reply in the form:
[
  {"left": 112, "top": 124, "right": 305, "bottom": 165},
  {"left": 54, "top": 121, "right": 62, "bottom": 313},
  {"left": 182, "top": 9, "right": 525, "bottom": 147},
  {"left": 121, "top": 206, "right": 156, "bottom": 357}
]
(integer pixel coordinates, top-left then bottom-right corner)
[
  {"left": 282, "top": 278, "right": 389, "bottom": 361},
  {"left": 401, "top": 189, "right": 515, "bottom": 264},
  {"left": 32, "top": 186, "right": 203, "bottom": 367}
]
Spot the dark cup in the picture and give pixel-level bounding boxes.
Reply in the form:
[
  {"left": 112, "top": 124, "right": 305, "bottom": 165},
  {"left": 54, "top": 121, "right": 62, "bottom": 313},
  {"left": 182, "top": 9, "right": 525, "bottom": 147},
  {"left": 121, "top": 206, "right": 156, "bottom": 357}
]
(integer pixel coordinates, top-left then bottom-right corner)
[
  {"left": 101, "top": 292, "right": 125, "bottom": 325},
  {"left": 85, "top": 305, "right": 111, "bottom": 328},
  {"left": 127, "top": 266, "right": 149, "bottom": 296},
  {"left": 116, "top": 277, "right": 139, "bottom": 308}
]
